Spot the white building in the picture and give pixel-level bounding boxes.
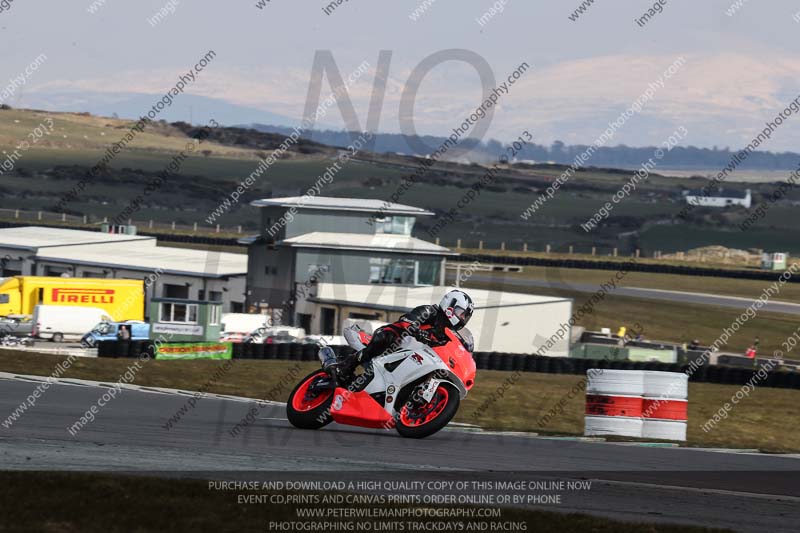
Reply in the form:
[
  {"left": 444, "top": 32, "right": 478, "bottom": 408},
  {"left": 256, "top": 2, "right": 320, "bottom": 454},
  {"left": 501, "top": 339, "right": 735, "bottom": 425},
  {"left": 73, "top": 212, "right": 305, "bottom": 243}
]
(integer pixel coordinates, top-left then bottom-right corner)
[
  {"left": 244, "top": 196, "right": 454, "bottom": 323},
  {"left": 0, "top": 226, "right": 247, "bottom": 313},
  {"left": 683, "top": 188, "right": 751, "bottom": 208},
  {"left": 301, "top": 283, "right": 574, "bottom": 356},
  {"left": 762, "top": 252, "right": 788, "bottom": 271}
]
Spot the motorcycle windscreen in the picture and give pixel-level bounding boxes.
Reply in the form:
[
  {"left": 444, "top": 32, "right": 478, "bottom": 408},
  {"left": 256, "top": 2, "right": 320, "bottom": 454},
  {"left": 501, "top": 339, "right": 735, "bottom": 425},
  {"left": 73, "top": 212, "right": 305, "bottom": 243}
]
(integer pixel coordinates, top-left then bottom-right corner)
[{"left": 433, "top": 328, "right": 477, "bottom": 390}]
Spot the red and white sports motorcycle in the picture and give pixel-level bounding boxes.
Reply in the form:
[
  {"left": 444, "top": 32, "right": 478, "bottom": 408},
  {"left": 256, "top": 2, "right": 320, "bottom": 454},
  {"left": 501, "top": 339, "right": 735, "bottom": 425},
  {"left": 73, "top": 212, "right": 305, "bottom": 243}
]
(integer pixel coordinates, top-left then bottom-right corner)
[{"left": 286, "top": 324, "right": 476, "bottom": 438}]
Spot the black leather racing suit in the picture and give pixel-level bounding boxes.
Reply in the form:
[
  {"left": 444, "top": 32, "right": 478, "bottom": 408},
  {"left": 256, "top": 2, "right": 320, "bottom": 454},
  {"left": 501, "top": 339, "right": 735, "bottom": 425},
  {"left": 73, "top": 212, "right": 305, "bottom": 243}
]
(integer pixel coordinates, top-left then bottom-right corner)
[{"left": 353, "top": 304, "right": 453, "bottom": 366}]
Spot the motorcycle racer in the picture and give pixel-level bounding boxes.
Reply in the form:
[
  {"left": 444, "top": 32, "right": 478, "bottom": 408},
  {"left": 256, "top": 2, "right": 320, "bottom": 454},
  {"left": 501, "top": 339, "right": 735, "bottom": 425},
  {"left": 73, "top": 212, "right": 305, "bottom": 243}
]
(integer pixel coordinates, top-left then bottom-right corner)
[{"left": 329, "top": 289, "right": 474, "bottom": 377}]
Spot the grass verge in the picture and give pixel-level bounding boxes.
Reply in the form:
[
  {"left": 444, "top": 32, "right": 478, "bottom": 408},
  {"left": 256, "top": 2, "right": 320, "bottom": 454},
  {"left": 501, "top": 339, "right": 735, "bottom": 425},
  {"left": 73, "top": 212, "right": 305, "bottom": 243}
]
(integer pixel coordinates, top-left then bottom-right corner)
[{"left": 1, "top": 351, "right": 797, "bottom": 453}]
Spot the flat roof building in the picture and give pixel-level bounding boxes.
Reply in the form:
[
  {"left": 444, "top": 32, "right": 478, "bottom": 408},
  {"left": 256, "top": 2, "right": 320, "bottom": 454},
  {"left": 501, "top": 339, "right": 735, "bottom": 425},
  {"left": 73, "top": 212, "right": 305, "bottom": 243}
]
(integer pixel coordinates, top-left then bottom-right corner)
[
  {"left": 0, "top": 226, "right": 153, "bottom": 270},
  {"left": 0, "top": 227, "right": 247, "bottom": 314},
  {"left": 304, "top": 283, "right": 573, "bottom": 355},
  {"left": 251, "top": 196, "right": 435, "bottom": 217}
]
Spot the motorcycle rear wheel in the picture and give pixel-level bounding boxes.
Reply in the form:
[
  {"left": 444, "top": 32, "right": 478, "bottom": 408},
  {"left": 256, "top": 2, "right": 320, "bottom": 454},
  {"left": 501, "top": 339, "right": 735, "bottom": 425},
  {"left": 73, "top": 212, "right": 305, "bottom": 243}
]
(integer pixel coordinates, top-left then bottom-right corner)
[
  {"left": 395, "top": 383, "right": 460, "bottom": 439},
  {"left": 286, "top": 370, "right": 335, "bottom": 430}
]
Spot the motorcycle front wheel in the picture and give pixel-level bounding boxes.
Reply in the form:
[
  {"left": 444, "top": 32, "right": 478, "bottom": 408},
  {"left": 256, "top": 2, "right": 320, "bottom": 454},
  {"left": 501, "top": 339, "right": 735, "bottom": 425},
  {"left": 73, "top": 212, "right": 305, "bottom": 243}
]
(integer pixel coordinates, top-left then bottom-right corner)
[
  {"left": 286, "top": 370, "right": 335, "bottom": 430},
  {"left": 395, "top": 383, "right": 460, "bottom": 439}
]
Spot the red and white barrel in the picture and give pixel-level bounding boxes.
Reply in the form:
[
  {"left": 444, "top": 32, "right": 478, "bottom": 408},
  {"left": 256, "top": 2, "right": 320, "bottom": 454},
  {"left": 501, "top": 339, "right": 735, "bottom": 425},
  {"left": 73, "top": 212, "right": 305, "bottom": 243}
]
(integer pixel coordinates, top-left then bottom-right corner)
[
  {"left": 642, "top": 371, "right": 688, "bottom": 441},
  {"left": 584, "top": 370, "right": 644, "bottom": 438},
  {"left": 584, "top": 370, "right": 687, "bottom": 441}
]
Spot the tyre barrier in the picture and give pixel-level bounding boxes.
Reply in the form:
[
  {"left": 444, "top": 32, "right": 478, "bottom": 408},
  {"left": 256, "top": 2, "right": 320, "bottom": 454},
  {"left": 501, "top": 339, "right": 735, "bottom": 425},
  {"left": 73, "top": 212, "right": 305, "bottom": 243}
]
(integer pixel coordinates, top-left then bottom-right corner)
[
  {"left": 254, "top": 343, "right": 266, "bottom": 360},
  {"left": 275, "top": 343, "right": 290, "bottom": 360},
  {"left": 512, "top": 354, "right": 527, "bottom": 371},
  {"left": 301, "top": 344, "right": 317, "bottom": 361},
  {"left": 288, "top": 343, "right": 302, "bottom": 361},
  {"left": 717, "top": 355, "right": 757, "bottom": 368},
  {"left": 231, "top": 343, "right": 244, "bottom": 359},
  {"left": 228, "top": 342, "right": 318, "bottom": 361},
  {"left": 93, "top": 342, "right": 799, "bottom": 390},
  {"left": 97, "top": 340, "right": 155, "bottom": 359},
  {"left": 584, "top": 370, "right": 688, "bottom": 441},
  {"left": 97, "top": 340, "right": 115, "bottom": 358},
  {"left": 488, "top": 353, "right": 504, "bottom": 371},
  {"left": 538, "top": 357, "right": 552, "bottom": 373},
  {"left": 265, "top": 343, "right": 277, "bottom": 360},
  {"left": 475, "top": 352, "right": 491, "bottom": 370}
]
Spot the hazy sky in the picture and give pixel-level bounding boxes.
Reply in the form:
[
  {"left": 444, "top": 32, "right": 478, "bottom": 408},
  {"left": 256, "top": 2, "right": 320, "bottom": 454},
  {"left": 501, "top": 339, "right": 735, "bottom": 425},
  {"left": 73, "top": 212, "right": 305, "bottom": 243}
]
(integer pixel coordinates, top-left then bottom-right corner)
[{"left": 3, "top": 0, "right": 800, "bottom": 150}]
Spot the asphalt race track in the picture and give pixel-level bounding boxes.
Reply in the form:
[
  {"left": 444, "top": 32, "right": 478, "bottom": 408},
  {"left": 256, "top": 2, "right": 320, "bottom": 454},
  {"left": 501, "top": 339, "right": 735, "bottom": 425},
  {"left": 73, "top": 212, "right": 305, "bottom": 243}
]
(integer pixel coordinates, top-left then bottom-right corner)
[{"left": 1, "top": 378, "right": 798, "bottom": 532}]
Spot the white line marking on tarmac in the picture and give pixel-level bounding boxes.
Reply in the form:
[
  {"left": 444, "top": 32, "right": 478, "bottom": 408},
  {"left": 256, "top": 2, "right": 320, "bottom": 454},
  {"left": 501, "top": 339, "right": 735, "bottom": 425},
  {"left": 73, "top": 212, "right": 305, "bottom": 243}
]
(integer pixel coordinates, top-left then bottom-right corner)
[{"left": 0, "top": 372, "right": 284, "bottom": 406}]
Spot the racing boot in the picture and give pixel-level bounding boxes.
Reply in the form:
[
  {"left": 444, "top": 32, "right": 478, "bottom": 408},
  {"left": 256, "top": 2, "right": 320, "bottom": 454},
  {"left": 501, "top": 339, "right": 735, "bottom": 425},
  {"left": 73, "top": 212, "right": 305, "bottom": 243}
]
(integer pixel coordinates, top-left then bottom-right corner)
[
  {"left": 334, "top": 349, "right": 363, "bottom": 384},
  {"left": 320, "top": 346, "right": 360, "bottom": 382}
]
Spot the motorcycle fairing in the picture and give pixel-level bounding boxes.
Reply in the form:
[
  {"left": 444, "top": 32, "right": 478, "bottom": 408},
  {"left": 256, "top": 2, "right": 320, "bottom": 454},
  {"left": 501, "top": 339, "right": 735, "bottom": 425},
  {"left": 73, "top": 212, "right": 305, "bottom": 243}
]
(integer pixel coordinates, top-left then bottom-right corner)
[
  {"left": 367, "top": 345, "right": 467, "bottom": 409},
  {"left": 329, "top": 388, "right": 394, "bottom": 428}
]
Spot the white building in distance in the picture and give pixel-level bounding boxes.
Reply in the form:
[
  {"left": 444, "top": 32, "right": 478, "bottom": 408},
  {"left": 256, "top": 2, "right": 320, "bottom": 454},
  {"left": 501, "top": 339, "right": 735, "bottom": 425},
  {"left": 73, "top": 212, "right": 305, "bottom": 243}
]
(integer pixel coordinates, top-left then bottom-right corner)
[{"left": 683, "top": 188, "right": 751, "bottom": 208}]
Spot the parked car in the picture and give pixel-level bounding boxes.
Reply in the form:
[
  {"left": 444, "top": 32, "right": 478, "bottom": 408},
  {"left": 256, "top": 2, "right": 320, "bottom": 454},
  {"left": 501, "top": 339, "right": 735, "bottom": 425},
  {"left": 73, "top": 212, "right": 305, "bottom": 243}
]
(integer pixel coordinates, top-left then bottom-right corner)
[
  {"left": 81, "top": 320, "right": 150, "bottom": 347},
  {"left": 0, "top": 315, "right": 34, "bottom": 337},
  {"left": 301, "top": 335, "right": 348, "bottom": 346},
  {"left": 219, "top": 331, "right": 249, "bottom": 343},
  {"left": 244, "top": 326, "right": 305, "bottom": 344},
  {"left": 266, "top": 333, "right": 300, "bottom": 344},
  {"left": 32, "top": 305, "right": 112, "bottom": 343}
]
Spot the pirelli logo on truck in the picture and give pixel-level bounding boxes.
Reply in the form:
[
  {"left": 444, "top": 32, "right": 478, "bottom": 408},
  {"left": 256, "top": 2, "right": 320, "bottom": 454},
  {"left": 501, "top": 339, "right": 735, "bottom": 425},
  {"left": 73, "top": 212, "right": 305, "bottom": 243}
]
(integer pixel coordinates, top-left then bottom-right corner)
[{"left": 51, "top": 288, "right": 116, "bottom": 304}]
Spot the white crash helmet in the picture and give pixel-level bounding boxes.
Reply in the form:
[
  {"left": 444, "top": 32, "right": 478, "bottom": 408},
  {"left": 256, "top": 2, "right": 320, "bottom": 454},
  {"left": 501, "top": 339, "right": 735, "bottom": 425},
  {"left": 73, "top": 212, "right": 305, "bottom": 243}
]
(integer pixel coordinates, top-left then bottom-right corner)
[{"left": 439, "top": 289, "right": 474, "bottom": 330}]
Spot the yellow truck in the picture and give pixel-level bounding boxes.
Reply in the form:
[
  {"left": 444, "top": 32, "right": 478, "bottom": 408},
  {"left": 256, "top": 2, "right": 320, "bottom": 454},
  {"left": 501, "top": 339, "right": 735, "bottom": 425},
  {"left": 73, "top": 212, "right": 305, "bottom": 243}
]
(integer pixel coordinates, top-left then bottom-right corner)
[{"left": 0, "top": 276, "right": 144, "bottom": 321}]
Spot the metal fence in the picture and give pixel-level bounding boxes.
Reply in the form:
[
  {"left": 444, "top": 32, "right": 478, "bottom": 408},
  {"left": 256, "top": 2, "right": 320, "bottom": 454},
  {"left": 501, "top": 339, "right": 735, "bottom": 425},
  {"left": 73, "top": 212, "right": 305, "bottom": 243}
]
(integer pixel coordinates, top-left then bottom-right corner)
[{"left": 0, "top": 208, "right": 245, "bottom": 235}]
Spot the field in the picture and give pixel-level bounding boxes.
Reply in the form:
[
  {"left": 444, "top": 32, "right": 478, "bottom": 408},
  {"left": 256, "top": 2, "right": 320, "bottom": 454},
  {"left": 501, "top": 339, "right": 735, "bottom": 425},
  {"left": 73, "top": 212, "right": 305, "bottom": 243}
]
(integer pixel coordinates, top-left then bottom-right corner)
[
  {"left": 471, "top": 264, "right": 800, "bottom": 302},
  {"left": 464, "top": 278, "right": 797, "bottom": 355},
  {"left": 3, "top": 108, "right": 800, "bottom": 253},
  {"left": 1, "top": 352, "right": 797, "bottom": 453}
]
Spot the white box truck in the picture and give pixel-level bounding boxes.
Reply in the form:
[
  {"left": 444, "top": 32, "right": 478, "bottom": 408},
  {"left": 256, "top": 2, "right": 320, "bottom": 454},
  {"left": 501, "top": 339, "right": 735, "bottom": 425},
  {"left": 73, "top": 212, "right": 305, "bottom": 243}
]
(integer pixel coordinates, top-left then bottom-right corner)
[
  {"left": 32, "top": 305, "right": 113, "bottom": 342},
  {"left": 219, "top": 313, "right": 271, "bottom": 342}
]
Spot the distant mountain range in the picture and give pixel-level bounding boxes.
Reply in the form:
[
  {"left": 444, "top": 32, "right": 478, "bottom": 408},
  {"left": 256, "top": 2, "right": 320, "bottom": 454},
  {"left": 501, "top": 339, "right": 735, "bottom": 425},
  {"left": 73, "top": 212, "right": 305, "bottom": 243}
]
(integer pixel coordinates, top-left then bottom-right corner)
[
  {"left": 246, "top": 124, "right": 800, "bottom": 172},
  {"left": 18, "top": 88, "right": 800, "bottom": 172}
]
